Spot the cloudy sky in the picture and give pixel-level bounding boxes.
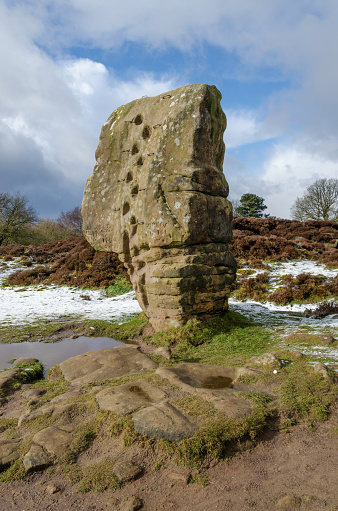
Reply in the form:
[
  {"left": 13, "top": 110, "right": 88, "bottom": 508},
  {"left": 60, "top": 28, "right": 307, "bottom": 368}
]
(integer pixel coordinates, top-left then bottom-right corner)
[{"left": 1, "top": 0, "right": 337, "bottom": 219}]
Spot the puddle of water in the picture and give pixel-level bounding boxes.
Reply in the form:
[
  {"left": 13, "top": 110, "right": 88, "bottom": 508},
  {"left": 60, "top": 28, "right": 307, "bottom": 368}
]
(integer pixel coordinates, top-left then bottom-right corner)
[
  {"left": 178, "top": 372, "right": 233, "bottom": 389},
  {"left": 201, "top": 376, "right": 233, "bottom": 389},
  {"left": 0, "top": 336, "right": 123, "bottom": 376}
]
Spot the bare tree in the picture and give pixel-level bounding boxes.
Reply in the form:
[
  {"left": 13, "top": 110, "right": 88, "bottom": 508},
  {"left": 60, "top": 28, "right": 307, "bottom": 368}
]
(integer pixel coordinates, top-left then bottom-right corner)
[
  {"left": 57, "top": 206, "right": 83, "bottom": 235},
  {"left": 291, "top": 178, "right": 338, "bottom": 221},
  {"left": 0, "top": 192, "right": 38, "bottom": 245}
]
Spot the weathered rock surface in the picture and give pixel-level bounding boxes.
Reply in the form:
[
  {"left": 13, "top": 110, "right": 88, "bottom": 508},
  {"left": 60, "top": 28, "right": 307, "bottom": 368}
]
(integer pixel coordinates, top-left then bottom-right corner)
[
  {"left": 18, "top": 402, "right": 77, "bottom": 427},
  {"left": 13, "top": 358, "right": 37, "bottom": 366},
  {"left": 113, "top": 459, "right": 143, "bottom": 483},
  {"left": 22, "top": 388, "right": 46, "bottom": 399},
  {"left": 313, "top": 362, "right": 332, "bottom": 383},
  {"left": 157, "top": 363, "right": 257, "bottom": 417},
  {"left": 132, "top": 400, "right": 198, "bottom": 441},
  {"left": 82, "top": 84, "right": 236, "bottom": 331},
  {"left": 32, "top": 425, "right": 74, "bottom": 457},
  {"left": 0, "top": 439, "right": 21, "bottom": 469},
  {"left": 58, "top": 347, "right": 158, "bottom": 385},
  {"left": 0, "top": 368, "right": 21, "bottom": 393},
  {"left": 23, "top": 444, "right": 51, "bottom": 473},
  {"left": 120, "top": 496, "right": 143, "bottom": 511},
  {"left": 153, "top": 346, "right": 172, "bottom": 359},
  {"left": 249, "top": 353, "right": 282, "bottom": 369},
  {"left": 96, "top": 379, "right": 167, "bottom": 415}
]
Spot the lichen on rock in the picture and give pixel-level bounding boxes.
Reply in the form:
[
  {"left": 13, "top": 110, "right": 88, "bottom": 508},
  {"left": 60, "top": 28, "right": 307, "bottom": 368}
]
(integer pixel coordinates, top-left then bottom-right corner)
[{"left": 82, "top": 83, "right": 236, "bottom": 330}]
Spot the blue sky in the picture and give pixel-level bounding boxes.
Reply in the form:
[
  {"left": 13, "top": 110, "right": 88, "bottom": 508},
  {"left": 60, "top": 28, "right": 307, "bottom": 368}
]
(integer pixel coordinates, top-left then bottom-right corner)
[{"left": 1, "top": 0, "right": 337, "bottom": 219}]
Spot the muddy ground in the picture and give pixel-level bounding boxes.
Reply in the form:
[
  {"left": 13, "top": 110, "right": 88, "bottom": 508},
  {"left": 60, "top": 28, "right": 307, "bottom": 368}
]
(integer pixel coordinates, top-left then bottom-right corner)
[{"left": 1, "top": 406, "right": 337, "bottom": 511}]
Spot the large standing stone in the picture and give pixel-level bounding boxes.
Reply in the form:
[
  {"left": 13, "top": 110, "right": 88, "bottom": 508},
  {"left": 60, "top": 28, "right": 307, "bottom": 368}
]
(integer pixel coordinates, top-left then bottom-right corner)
[{"left": 82, "top": 84, "right": 236, "bottom": 331}]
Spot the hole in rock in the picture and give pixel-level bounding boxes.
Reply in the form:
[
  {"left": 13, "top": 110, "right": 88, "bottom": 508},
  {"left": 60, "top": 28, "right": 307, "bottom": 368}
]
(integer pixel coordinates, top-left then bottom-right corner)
[
  {"left": 201, "top": 376, "right": 233, "bottom": 389},
  {"left": 142, "top": 125, "right": 151, "bottom": 139},
  {"left": 131, "top": 143, "right": 139, "bottom": 155},
  {"left": 123, "top": 231, "right": 130, "bottom": 256},
  {"left": 126, "top": 172, "right": 133, "bottom": 183},
  {"left": 137, "top": 156, "right": 143, "bottom": 166},
  {"left": 136, "top": 261, "right": 145, "bottom": 270},
  {"left": 134, "top": 114, "right": 143, "bottom": 125},
  {"left": 174, "top": 367, "right": 234, "bottom": 390},
  {"left": 131, "top": 185, "right": 139, "bottom": 195},
  {"left": 130, "top": 215, "right": 137, "bottom": 225},
  {"left": 132, "top": 246, "right": 140, "bottom": 257},
  {"left": 123, "top": 203, "right": 130, "bottom": 215},
  {"left": 131, "top": 225, "right": 138, "bottom": 237},
  {"left": 128, "top": 385, "right": 150, "bottom": 401}
]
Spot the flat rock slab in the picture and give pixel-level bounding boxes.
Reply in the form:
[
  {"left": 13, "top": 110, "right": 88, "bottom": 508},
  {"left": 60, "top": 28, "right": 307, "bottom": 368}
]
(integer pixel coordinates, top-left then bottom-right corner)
[
  {"left": 96, "top": 379, "right": 167, "bottom": 415},
  {"left": 58, "top": 347, "right": 158, "bottom": 385},
  {"left": 23, "top": 444, "right": 52, "bottom": 473},
  {"left": 18, "top": 402, "right": 76, "bottom": 427},
  {"left": 132, "top": 400, "right": 198, "bottom": 441},
  {"left": 157, "top": 363, "right": 239, "bottom": 391},
  {"left": 0, "top": 439, "right": 21, "bottom": 469},
  {"left": 157, "top": 363, "right": 256, "bottom": 418},
  {"left": 22, "top": 388, "right": 46, "bottom": 399},
  {"left": 33, "top": 425, "right": 74, "bottom": 457}
]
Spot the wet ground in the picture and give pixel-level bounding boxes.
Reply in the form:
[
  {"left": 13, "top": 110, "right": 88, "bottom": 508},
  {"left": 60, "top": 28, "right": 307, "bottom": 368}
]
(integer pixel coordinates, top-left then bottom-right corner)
[{"left": 0, "top": 336, "right": 123, "bottom": 375}]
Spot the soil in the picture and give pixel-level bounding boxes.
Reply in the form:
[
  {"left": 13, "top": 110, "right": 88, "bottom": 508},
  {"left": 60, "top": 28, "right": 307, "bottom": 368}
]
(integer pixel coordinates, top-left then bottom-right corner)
[{"left": 0, "top": 407, "right": 337, "bottom": 510}]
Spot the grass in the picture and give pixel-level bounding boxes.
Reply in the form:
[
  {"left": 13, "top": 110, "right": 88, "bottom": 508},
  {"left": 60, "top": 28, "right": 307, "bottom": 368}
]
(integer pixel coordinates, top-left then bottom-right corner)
[
  {"left": 83, "top": 313, "right": 148, "bottom": 341},
  {"left": 278, "top": 365, "right": 338, "bottom": 429},
  {"left": 149, "top": 312, "right": 273, "bottom": 365},
  {"left": 0, "top": 460, "right": 26, "bottom": 482},
  {"left": 76, "top": 459, "right": 120, "bottom": 493},
  {"left": 0, "top": 320, "right": 72, "bottom": 344},
  {"left": 0, "top": 312, "right": 148, "bottom": 344},
  {"left": 104, "top": 276, "right": 133, "bottom": 297},
  {"left": 160, "top": 395, "right": 273, "bottom": 467},
  {"left": 62, "top": 422, "right": 97, "bottom": 464}
]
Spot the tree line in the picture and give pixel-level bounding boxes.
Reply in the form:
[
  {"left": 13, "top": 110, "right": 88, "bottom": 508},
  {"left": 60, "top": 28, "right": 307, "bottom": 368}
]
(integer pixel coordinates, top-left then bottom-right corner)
[
  {"left": 0, "top": 192, "right": 82, "bottom": 246},
  {"left": 1, "top": 177, "right": 337, "bottom": 246},
  {"left": 233, "top": 179, "right": 338, "bottom": 221}
]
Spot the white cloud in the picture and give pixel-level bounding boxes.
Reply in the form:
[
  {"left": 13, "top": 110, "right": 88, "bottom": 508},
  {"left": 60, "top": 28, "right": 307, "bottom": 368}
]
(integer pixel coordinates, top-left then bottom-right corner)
[
  {"left": 261, "top": 142, "right": 338, "bottom": 218},
  {"left": 1, "top": 0, "right": 338, "bottom": 220},
  {"left": 224, "top": 109, "right": 278, "bottom": 149},
  {"left": 0, "top": 2, "right": 177, "bottom": 215}
]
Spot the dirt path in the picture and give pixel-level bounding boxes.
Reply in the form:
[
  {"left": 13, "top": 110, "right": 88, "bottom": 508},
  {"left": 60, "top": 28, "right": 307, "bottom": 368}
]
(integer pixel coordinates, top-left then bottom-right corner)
[{"left": 1, "top": 407, "right": 337, "bottom": 511}]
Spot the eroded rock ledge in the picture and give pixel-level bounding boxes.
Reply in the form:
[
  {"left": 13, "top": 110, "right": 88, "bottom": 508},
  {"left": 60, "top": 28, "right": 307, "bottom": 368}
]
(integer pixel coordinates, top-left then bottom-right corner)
[{"left": 82, "top": 84, "right": 236, "bottom": 330}]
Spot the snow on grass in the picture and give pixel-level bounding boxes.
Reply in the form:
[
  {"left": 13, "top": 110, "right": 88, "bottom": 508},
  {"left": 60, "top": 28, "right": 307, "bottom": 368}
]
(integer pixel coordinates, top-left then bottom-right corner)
[
  {"left": 229, "top": 298, "right": 338, "bottom": 328},
  {"left": 0, "top": 258, "right": 142, "bottom": 325},
  {"left": 0, "top": 258, "right": 337, "bottom": 366},
  {"left": 269, "top": 260, "right": 337, "bottom": 278}
]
